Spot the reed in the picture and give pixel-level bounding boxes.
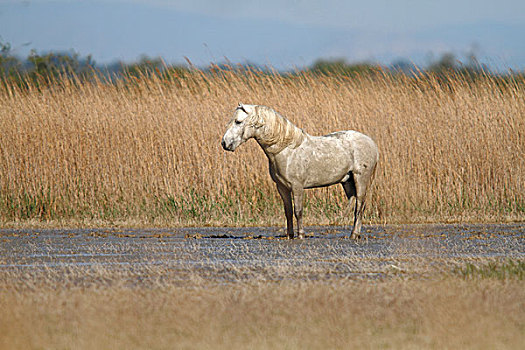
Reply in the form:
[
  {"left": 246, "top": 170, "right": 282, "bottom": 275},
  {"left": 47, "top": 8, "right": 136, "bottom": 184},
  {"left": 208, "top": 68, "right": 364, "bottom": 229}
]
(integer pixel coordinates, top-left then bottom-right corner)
[{"left": 0, "top": 69, "right": 523, "bottom": 226}]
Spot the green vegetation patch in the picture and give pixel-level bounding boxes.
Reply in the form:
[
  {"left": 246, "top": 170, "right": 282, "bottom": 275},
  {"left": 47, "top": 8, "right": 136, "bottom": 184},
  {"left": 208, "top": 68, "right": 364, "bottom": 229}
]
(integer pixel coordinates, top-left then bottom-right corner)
[{"left": 456, "top": 260, "right": 524, "bottom": 280}]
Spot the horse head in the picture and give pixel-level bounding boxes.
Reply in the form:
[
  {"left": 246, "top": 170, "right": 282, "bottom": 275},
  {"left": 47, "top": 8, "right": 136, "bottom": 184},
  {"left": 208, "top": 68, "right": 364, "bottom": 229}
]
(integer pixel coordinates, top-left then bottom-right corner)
[{"left": 221, "top": 103, "right": 261, "bottom": 151}]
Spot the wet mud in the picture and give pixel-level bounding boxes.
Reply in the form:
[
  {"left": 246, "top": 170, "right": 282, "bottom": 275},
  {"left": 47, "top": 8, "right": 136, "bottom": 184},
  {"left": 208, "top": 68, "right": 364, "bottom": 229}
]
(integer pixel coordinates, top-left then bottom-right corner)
[{"left": 1, "top": 224, "right": 523, "bottom": 284}]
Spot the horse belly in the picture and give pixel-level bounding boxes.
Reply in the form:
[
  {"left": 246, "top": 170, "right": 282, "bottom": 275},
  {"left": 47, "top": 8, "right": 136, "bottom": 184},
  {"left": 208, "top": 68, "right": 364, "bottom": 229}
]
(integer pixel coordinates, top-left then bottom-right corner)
[
  {"left": 303, "top": 159, "right": 350, "bottom": 188},
  {"left": 298, "top": 145, "right": 352, "bottom": 188}
]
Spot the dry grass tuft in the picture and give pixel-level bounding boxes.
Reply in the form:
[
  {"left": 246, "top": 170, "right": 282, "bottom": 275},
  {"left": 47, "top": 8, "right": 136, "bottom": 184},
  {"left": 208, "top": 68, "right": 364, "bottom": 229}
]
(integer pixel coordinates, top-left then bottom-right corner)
[{"left": 0, "top": 70, "right": 524, "bottom": 226}]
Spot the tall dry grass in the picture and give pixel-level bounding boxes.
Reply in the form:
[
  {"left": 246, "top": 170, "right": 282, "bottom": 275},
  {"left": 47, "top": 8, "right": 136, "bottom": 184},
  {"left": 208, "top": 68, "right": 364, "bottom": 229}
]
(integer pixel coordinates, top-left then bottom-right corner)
[{"left": 0, "top": 70, "right": 524, "bottom": 226}]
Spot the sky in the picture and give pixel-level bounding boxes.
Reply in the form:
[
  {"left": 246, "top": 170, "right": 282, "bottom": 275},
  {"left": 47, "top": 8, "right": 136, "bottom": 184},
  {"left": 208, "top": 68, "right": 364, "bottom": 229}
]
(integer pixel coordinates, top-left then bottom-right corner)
[{"left": 1, "top": 0, "right": 524, "bottom": 70}]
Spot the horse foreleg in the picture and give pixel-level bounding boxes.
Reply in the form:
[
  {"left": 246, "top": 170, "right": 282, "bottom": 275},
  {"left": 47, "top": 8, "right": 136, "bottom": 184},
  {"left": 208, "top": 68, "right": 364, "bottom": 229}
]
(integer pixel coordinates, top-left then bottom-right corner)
[
  {"left": 292, "top": 188, "right": 305, "bottom": 239},
  {"left": 277, "top": 184, "right": 294, "bottom": 239}
]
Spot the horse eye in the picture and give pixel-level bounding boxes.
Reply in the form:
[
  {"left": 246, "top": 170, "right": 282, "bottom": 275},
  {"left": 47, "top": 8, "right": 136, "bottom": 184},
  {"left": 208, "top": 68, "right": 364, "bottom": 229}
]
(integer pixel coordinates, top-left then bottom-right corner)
[{"left": 235, "top": 120, "right": 242, "bottom": 125}]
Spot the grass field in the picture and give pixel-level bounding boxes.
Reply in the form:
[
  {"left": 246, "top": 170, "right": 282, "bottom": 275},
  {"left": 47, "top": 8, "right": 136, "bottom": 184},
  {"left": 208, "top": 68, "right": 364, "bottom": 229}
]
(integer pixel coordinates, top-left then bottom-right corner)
[
  {"left": 1, "top": 70, "right": 524, "bottom": 349},
  {"left": 0, "top": 69, "right": 524, "bottom": 226},
  {"left": 1, "top": 279, "right": 523, "bottom": 349}
]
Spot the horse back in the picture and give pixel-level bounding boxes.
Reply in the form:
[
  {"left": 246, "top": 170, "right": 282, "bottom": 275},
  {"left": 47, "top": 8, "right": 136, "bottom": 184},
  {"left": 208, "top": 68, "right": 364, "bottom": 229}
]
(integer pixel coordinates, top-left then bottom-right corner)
[{"left": 322, "top": 130, "right": 379, "bottom": 168}]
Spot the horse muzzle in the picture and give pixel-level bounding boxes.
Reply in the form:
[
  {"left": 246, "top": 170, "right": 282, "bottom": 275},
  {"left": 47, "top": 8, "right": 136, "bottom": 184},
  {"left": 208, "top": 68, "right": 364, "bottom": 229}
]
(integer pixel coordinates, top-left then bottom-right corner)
[{"left": 221, "top": 139, "right": 234, "bottom": 152}]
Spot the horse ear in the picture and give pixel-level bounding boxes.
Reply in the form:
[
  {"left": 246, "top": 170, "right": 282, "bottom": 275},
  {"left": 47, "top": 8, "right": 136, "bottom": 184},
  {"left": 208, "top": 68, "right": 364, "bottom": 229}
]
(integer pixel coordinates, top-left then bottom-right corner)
[
  {"left": 240, "top": 104, "right": 254, "bottom": 114},
  {"left": 237, "top": 103, "right": 247, "bottom": 113}
]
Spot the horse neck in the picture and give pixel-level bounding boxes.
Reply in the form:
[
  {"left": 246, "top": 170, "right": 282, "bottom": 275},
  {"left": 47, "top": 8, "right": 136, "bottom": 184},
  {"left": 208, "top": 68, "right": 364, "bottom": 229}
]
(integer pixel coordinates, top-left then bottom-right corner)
[{"left": 255, "top": 109, "right": 306, "bottom": 155}]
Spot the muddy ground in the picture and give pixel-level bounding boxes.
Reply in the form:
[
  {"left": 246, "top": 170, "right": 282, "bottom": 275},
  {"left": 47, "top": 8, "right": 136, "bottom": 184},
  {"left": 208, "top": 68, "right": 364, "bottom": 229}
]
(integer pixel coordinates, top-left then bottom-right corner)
[{"left": 1, "top": 224, "right": 523, "bottom": 286}]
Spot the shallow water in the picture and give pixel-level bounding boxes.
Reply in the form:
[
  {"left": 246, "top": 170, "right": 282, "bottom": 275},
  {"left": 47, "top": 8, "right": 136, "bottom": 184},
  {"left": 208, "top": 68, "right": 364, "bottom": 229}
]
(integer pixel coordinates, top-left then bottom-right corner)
[{"left": 1, "top": 224, "right": 523, "bottom": 283}]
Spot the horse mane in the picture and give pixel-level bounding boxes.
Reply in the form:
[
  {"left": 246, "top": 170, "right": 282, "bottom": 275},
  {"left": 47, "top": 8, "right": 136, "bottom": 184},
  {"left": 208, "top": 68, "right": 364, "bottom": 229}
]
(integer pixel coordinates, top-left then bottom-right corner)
[{"left": 251, "top": 106, "right": 306, "bottom": 151}]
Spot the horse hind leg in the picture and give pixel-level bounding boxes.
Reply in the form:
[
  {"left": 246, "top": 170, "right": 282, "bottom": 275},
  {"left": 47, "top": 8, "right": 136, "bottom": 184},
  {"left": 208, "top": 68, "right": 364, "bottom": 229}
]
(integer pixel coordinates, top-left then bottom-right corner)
[
  {"left": 342, "top": 174, "right": 356, "bottom": 202},
  {"left": 349, "top": 169, "right": 375, "bottom": 240},
  {"left": 351, "top": 195, "right": 366, "bottom": 240},
  {"left": 342, "top": 174, "right": 357, "bottom": 238}
]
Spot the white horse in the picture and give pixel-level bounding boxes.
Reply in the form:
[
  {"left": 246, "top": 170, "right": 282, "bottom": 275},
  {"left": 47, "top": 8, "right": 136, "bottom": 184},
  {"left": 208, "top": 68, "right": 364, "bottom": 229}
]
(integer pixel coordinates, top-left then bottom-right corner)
[{"left": 221, "top": 104, "right": 379, "bottom": 240}]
